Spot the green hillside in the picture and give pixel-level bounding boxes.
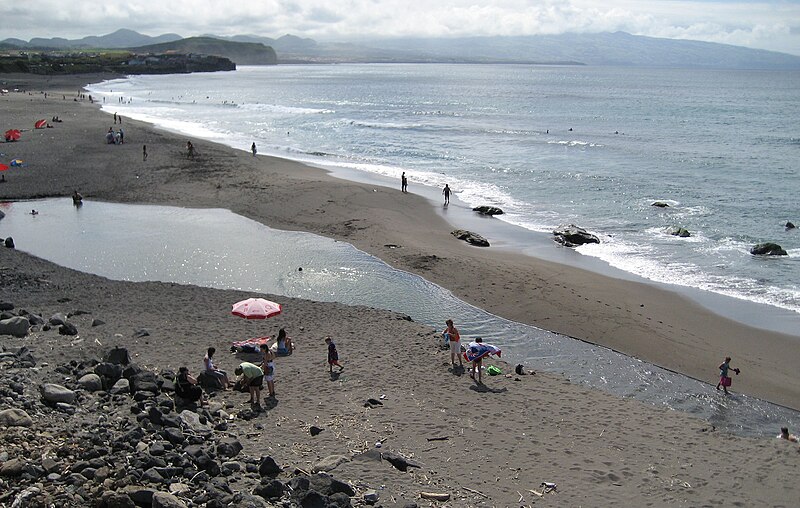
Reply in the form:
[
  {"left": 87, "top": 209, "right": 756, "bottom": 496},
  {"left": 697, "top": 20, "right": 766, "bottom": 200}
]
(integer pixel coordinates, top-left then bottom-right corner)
[{"left": 132, "top": 37, "right": 276, "bottom": 65}]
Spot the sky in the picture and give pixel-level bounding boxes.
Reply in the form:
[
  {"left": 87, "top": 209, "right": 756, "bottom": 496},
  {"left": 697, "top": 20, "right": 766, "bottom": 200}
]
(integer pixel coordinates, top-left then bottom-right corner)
[{"left": 2, "top": 0, "right": 799, "bottom": 55}]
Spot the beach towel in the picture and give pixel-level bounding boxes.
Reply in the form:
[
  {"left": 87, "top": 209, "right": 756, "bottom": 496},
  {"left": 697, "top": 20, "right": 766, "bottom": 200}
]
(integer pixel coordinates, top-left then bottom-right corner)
[
  {"left": 463, "top": 341, "right": 501, "bottom": 363},
  {"left": 231, "top": 336, "right": 271, "bottom": 353}
]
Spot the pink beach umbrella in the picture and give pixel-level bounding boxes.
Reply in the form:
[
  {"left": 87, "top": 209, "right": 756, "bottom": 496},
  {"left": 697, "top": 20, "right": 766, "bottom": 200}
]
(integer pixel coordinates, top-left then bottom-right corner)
[{"left": 231, "top": 298, "right": 282, "bottom": 320}]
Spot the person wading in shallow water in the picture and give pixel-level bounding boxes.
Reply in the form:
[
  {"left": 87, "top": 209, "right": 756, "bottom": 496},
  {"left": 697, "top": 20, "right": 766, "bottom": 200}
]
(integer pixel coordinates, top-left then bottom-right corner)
[{"left": 442, "top": 184, "right": 451, "bottom": 205}]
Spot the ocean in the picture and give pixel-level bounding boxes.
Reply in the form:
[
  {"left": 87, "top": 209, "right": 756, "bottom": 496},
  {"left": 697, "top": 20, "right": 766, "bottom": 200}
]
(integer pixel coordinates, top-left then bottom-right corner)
[{"left": 86, "top": 64, "right": 800, "bottom": 318}]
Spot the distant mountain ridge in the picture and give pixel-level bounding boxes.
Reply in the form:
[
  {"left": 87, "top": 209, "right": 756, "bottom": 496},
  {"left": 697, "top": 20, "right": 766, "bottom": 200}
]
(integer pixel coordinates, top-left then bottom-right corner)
[
  {"left": 3, "top": 29, "right": 800, "bottom": 70},
  {"left": 5, "top": 29, "right": 182, "bottom": 49}
]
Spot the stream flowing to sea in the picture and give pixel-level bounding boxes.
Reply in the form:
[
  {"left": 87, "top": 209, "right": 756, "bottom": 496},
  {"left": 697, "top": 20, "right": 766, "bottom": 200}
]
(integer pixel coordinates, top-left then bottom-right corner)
[{"left": 1, "top": 198, "right": 797, "bottom": 437}]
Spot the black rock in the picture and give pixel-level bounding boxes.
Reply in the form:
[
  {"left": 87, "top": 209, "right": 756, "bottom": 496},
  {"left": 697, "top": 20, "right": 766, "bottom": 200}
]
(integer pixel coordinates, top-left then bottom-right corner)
[
  {"left": 163, "top": 428, "right": 185, "bottom": 446},
  {"left": 309, "top": 473, "right": 356, "bottom": 497},
  {"left": 4, "top": 237, "right": 14, "bottom": 248},
  {"left": 668, "top": 226, "right": 691, "bottom": 238},
  {"left": 786, "top": 221, "right": 796, "bottom": 230},
  {"left": 253, "top": 478, "right": 285, "bottom": 500},
  {"left": 750, "top": 242, "right": 788, "bottom": 256},
  {"left": 58, "top": 322, "right": 78, "bottom": 335},
  {"left": 451, "top": 229, "right": 490, "bottom": 247},
  {"left": 651, "top": 201, "right": 670, "bottom": 207},
  {"left": 216, "top": 438, "right": 243, "bottom": 458},
  {"left": 258, "top": 456, "right": 281, "bottom": 477},
  {"left": 299, "top": 490, "right": 327, "bottom": 508},
  {"left": 472, "top": 205, "right": 504, "bottom": 216},
  {"left": 105, "top": 347, "right": 131, "bottom": 365},
  {"left": 553, "top": 224, "right": 600, "bottom": 247},
  {"left": 309, "top": 426, "right": 324, "bottom": 436},
  {"left": 91, "top": 318, "right": 106, "bottom": 327},
  {"left": 133, "top": 328, "right": 150, "bottom": 338}
]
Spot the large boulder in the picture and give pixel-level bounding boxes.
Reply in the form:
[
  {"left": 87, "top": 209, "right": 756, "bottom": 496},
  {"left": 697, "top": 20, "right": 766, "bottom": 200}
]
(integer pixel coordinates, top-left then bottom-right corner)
[
  {"left": 4, "top": 237, "right": 14, "bottom": 248},
  {"left": 0, "top": 408, "right": 33, "bottom": 427},
  {"left": 472, "top": 205, "right": 504, "bottom": 216},
  {"left": 105, "top": 347, "right": 131, "bottom": 365},
  {"left": 151, "top": 491, "right": 187, "bottom": 508},
  {"left": 750, "top": 243, "right": 788, "bottom": 256},
  {"left": 0, "top": 316, "right": 30, "bottom": 337},
  {"left": 78, "top": 373, "right": 103, "bottom": 392},
  {"left": 553, "top": 224, "right": 600, "bottom": 247},
  {"left": 451, "top": 229, "right": 490, "bottom": 247},
  {"left": 41, "top": 383, "right": 76, "bottom": 404},
  {"left": 197, "top": 371, "right": 224, "bottom": 390},
  {"left": 668, "top": 227, "right": 691, "bottom": 238}
]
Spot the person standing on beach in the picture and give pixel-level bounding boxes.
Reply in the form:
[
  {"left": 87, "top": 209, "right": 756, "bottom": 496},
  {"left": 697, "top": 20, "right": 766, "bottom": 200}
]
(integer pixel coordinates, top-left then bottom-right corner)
[
  {"left": 715, "top": 356, "right": 739, "bottom": 393},
  {"left": 142, "top": 145, "right": 148, "bottom": 161},
  {"left": 325, "top": 337, "right": 344, "bottom": 372},
  {"left": 401, "top": 172, "right": 408, "bottom": 193},
  {"left": 443, "top": 319, "right": 462, "bottom": 368},
  {"left": 261, "top": 345, "right": 276, "bottom": 397},
  {"left": 251, "top": 142, "right": 257, "bottom": 156},
  {"left": 234, "top": 362, "right": 264, "bottom": 407},
  {"left": 187, "top": 141, "right": 195, "bottom": 159},
  {"left": 114, "top": 112, "right": 117, "bottom": 124},
  {"left": 443, "top": 184, "right": 451, "bottom": 205}
]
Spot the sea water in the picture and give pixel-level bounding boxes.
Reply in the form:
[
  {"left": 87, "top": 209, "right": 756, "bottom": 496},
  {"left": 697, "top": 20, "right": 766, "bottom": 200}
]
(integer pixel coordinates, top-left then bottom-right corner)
[
  {"left": 0, "top": 198, "right": 796, "bottom": 436},
  {"left": 87, "top": 64, "right": 800, "bottom": 318}
]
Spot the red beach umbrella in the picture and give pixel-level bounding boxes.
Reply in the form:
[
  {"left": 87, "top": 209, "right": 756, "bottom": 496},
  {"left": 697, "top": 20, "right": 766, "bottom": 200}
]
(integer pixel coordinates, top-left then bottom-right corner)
[
  {"left": 231, "top": 298, "right": 282, "bottom": 320},
  {"left": 34, "top": 119, "right": 47, "bottom": 129},
  {"left": 0, "top": 164, "right": 9, "bottom": 171},
  {"left": 4, "top": 129, "right": 21, "bottom": 141}
]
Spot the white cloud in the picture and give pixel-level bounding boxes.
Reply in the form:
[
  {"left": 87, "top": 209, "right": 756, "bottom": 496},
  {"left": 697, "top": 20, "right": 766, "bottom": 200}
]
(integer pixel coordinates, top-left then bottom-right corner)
[{"left": 2, "top": 0, "right": 799, "bottom": 55}]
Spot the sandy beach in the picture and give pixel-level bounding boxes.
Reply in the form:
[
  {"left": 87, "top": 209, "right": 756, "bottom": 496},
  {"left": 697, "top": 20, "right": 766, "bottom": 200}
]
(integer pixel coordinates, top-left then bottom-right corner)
[{"left": 1, "top": 73, "right": 799, "bottom": 507}]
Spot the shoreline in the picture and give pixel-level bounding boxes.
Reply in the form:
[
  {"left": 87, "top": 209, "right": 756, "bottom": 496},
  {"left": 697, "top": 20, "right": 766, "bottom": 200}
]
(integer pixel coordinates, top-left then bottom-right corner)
[{"left": 1, "top": 73, "right": 799, "bottom": 411}]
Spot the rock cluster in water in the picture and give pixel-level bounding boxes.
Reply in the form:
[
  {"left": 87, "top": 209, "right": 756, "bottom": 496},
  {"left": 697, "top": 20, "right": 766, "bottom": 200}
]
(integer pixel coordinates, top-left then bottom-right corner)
[{"left": 552, "top": 224, "right": 600, "bottom": 247}]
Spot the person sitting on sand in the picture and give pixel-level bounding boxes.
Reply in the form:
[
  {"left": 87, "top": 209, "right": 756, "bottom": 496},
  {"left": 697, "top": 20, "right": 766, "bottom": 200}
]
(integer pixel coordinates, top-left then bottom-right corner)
[
  {"left": 175, "top": 366, "right": 203, "bottom": 403},
  {"left": 203, "top": 347, "right": 231, "bottom": 389},
  {"left": 777, "top": 427, "right": 799, "bottom": 442},
  {"left": 234, "top": 362, "right": 264, "bottom": 407},
  {"left": 275, "top": 328, "right": 293, "bottom": 356},
  {"left": 443, "top": 318, "right": 462, "bottom": 368}
]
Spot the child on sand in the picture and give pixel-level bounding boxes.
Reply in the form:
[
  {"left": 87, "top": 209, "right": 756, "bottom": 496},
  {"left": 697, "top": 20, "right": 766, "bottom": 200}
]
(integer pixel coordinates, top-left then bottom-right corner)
[
  {"left": 715, "top": 356, "right": 740, "bottom": 394},
  {"left": 261, "top": 346, "right": 276, "bottom": 397},
  {"left": 325, "top": 337, "right": 344, "bottom": 372},
  {"left": 443, "top": 319, "right": 463, "bottom": 368}
]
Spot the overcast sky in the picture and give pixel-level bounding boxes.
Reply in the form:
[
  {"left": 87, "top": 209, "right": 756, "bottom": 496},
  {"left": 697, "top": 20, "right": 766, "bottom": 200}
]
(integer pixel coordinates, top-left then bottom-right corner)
[{"left": 3, "top": 0, "right": 799, "bottom": 55}]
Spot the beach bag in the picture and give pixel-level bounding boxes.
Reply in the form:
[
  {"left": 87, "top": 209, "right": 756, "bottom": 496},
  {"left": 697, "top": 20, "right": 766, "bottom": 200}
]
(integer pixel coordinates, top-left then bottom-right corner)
[
  {"left": 721, "top": 376, "right": 732, "bottom": 387},
  {"left": 487, "top": 365, "right": 502, "bottom": 376}
]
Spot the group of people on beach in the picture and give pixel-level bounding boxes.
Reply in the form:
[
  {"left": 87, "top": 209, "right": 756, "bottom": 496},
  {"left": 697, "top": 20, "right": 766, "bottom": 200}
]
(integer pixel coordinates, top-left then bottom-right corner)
[
  {"left": 106, "top": 126, "right": 124, "bottom": 145},
  {"left": 173, "top": 330, "right": 343, "bottom": 409}
]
